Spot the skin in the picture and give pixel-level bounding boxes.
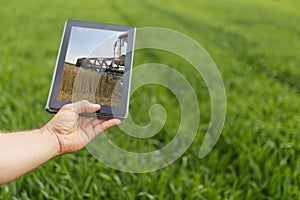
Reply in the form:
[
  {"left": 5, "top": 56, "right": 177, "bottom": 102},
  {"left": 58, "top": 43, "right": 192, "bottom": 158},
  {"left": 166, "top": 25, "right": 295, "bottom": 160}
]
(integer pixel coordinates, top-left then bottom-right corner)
[{"left": 0, "top": 100, "right": 121, "bottom": 185}]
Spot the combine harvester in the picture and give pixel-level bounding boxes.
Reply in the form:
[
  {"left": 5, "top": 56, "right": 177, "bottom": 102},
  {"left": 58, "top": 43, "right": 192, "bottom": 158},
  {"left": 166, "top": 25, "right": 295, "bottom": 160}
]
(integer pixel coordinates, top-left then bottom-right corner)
[{"left": 75, "top": 33, "right": 128, "bottom": 77}]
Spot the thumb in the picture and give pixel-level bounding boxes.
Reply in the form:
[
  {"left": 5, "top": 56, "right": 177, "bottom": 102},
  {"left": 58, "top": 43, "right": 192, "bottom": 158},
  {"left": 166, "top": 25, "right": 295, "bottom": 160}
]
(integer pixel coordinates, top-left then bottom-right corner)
[{"left": 71, "top": 100, "right": 100, "bottom": 114}]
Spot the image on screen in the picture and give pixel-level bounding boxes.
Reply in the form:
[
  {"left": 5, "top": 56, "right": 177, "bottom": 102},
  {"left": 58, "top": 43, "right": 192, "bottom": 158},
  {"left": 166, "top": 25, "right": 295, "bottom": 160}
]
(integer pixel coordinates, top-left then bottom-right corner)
[{"left": 57, "top": 26, "right": 128, "bottom": 106}]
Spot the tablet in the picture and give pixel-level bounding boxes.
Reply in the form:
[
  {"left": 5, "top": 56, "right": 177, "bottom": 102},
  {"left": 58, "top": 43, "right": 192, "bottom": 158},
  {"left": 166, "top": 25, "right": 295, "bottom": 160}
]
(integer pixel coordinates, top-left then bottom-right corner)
[{"left": 46, "top": 20, "right": 136, "bottom": 119}]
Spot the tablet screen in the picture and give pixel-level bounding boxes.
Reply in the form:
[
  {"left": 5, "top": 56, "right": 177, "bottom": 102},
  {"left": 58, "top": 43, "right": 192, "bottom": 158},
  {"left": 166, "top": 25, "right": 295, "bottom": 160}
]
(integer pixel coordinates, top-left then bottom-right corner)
[{"left": 57, "top": 27, "right": 127, "bottom": 107}]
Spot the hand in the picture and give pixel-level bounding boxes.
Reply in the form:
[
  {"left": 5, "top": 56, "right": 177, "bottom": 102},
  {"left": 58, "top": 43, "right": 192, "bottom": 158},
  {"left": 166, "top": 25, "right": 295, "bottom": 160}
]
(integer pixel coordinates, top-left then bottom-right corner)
[{"left": 44, "top": 100, "right": 121, "bottom": 155}]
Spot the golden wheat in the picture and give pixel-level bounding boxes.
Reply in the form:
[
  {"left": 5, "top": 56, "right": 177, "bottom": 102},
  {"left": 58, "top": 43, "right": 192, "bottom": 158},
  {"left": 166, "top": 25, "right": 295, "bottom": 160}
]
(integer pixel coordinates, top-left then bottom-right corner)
[{"left": 57, "top": 64, "right": 122, "bottom": 106}]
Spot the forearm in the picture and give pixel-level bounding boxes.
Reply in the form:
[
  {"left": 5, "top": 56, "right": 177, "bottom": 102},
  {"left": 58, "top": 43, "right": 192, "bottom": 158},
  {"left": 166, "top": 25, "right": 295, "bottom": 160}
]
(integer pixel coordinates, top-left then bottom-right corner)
[{"left": 0, "top": 127, "right": 59, "bottom": 185}]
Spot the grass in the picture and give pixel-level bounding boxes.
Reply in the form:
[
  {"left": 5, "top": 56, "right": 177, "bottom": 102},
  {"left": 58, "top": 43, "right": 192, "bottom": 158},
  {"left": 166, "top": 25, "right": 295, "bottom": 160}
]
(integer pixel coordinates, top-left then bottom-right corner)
[{"left": 0, "top": 0, "right": 300, "bottom": 199}]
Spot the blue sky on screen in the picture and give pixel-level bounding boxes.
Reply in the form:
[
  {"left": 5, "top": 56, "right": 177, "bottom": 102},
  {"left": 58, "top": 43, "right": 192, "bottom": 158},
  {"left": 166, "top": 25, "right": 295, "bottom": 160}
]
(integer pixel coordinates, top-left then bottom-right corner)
[{"left": 65, "top": 27, "right": 124, "bottom": 64}]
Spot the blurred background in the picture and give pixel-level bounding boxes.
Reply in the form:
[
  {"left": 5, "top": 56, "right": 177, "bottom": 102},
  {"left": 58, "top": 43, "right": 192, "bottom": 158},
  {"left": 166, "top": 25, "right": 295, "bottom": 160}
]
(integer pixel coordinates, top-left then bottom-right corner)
[{"left": 0, "top": 0, "right": 300, "bottom": 199}]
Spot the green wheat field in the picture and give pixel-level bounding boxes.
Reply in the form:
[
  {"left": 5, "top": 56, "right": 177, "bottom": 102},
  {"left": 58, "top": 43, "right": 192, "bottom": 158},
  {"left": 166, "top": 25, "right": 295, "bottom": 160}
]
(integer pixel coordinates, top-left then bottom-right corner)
[{"left": 0, "top": 0, "right": 300, "bottom": 199}]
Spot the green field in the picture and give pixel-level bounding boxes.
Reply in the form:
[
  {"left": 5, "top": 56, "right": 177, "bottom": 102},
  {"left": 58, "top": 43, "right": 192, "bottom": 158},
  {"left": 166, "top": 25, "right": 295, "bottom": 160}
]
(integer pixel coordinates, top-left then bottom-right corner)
[{"left": 1, "top": 0, "right": 300, "bottom": 199}]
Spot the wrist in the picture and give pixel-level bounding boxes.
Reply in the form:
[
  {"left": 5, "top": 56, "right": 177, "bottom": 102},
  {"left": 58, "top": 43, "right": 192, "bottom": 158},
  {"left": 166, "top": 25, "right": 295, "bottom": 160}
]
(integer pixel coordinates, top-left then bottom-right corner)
[{"left": 40, "top": 125, "right": 61, "bottom": 156}]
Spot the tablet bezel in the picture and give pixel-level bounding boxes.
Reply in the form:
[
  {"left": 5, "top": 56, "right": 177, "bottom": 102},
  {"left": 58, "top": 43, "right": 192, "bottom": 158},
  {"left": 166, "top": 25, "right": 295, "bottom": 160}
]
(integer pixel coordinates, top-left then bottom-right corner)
[{"left": 46, "top": 20, "right": 135, "bottom": 119}]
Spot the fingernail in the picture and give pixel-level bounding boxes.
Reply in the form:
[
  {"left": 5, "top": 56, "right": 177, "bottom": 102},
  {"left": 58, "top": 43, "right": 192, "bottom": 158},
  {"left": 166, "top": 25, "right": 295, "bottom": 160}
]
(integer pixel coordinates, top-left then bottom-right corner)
[
  {"left": 94, "top": 104, "right": 101, "bottom": 110},
  {"left": 116, "top": 119, "right": 122, "bottom": 125}
]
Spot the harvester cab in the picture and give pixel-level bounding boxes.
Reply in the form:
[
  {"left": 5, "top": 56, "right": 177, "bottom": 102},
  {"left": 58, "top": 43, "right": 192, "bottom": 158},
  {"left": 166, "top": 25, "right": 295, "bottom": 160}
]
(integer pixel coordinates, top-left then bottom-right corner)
[{"left": 112, "top": 33, "right": 128, "bottom": 69}]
